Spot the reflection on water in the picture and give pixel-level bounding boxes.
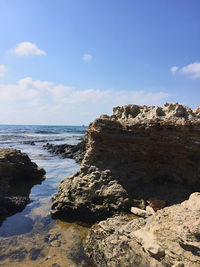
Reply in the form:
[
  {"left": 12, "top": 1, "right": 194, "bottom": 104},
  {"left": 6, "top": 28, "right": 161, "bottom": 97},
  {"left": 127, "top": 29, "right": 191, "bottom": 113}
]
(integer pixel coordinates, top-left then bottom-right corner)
[
  {"left": 0, "top": 216, "right": 89, "bottom": 267},
  {"left": 0, "top": 125, "right": 90, "bottom": 266}
]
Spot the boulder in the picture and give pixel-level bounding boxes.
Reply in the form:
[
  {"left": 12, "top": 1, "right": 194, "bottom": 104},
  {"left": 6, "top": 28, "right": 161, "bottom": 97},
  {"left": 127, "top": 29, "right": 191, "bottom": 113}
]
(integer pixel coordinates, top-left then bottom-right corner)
[
  {"left": 51, "top": 166, "right": 131, "bottom": 222},
  {"left": 0, "top": 148, "right": 45, "bottom": 225}
]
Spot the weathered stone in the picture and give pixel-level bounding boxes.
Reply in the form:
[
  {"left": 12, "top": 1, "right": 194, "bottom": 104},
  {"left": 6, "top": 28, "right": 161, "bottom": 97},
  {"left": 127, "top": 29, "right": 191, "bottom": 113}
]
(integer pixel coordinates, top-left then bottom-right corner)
[
  {"left": 0, "top": 148, "right": 45, "bottom": 225},
  {"left": 130, "top": 207, "right": 147, "bottom": 218},
  {"left": 51, "top": 167, "right": 131, "bottom": 222},
  {"left": 84, "top": 193, "right": 200, "bottom": 267},
  {"left": 146, "top": 205, "right": 155, "bottom": 216},
  {"left": 52, "top": 103, "right": 200, "bottom": 222},
  {"left": 43, "top": 138, "right": 86, "bottom": 164}
]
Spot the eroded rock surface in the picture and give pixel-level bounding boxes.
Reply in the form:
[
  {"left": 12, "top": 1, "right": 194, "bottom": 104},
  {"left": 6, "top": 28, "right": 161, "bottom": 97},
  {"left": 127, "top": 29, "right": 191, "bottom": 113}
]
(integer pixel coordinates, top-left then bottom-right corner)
[
  {"left": 52, "top": 166, "right": 130, "bottom": 222},
  {"left": 52, "top": 103, "right": 200, "bottom": 220},
  {"left": 85, "top": 192, "right": 200, "bottom": 267},
  {"left": 0, "top": 148, "right": 45, "bottom": 224}
]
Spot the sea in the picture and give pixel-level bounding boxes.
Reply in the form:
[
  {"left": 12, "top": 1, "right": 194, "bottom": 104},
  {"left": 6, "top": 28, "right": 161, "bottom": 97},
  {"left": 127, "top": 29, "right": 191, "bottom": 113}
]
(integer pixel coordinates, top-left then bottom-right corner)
[{"left": 0, "top": 124, "right": 90, "bottom": 267}]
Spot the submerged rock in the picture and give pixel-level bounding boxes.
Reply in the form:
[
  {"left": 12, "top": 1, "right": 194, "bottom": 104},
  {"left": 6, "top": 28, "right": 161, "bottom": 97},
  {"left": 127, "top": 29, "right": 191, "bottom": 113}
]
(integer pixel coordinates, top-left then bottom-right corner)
[
  {"left": 0, "top": 148, "right": 45, "bottom": 225},
  {"left": 52, "top": 103, "right": 200, "bottom": 221},
  {"left": 85, "top": 192, "right": 200, "bottom": 267}
]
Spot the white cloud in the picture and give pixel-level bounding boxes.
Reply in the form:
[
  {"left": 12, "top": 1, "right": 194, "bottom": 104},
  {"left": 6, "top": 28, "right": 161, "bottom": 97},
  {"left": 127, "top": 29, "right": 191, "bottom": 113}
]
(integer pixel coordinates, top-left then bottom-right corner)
[
  {"left": 0, "top": 77, "right": 170, "bottom": 125},
  {"left": 82, "top": 54, "right": 93, "bottom": 61},
  {"left": 170, "top": 66, "right": 179, "bottom": 74},
  {"left": 170, "top": 62, "right": 200, "bottom": 80},
  {"left": 0, "top": 64, "right": 6, "bottom": 78},
  {"left": 180, "top": 62, "right": 200, "bottom": 80},
  {"left": 11, "top": 42, "right": 46, "bottom": 56}
]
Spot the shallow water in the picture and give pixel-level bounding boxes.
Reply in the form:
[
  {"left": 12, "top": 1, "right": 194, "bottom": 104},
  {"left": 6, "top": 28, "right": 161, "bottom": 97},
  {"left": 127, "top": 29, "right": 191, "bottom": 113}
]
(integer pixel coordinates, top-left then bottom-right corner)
[{"left": 0, "top": 125, "right": 90, "bottom": 267}]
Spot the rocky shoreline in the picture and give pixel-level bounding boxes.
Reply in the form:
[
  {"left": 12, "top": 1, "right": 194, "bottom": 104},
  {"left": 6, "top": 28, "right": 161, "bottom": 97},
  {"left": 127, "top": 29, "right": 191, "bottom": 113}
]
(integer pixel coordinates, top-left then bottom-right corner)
[
  {"left": 51, "top": 102, "right": 200, "bottom": 266},
  {"left": 51, "top": 103, "right": 200, "bottom": 220},
  {"left": 43, "top": 138, "right": 86, "bottom": 164},
  {"left": 0, "top": 148, "right": 45, "bottom": 225}
]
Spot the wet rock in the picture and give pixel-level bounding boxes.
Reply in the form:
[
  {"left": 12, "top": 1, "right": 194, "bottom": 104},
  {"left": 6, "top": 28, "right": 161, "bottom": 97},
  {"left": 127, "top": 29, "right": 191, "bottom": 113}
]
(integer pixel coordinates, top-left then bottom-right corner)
[
  {"left": 43, "top": 138, "right": 86, "bottom": 164},
  {"left": 0, "top": 148, "right": 46, "bottom": 225},
  {"left": 0, "top": 248, "right": 28, "bottom": 261},
  {"left": 68, "top": 242, "right": 88, "bottom": 267},
  {"left": 29, "top": 248, "right": 42, "bottom": 260},
  {"left": 23, "top": 141, "right": 35, "bottom": 145}
]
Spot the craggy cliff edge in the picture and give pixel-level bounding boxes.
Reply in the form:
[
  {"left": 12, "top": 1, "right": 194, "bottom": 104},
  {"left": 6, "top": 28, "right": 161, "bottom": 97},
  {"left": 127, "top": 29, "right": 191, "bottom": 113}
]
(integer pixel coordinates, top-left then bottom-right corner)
[
  {"left": 52, "top": 103, "right": 200, "bottom": 220},
  {"left": 0, "top": 148, "right": 45, "bottom": 225}
]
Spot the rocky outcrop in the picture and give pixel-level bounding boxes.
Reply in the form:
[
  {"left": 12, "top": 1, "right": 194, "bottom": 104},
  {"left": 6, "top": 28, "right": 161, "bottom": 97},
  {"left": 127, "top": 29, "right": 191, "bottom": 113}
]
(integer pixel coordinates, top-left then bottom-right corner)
[
  {"left": 51, "top": 103, "right": 200, "bottom": 221},
  {"left": 51, "top": 166, "right": 131, "bottom": 222},
  {"left": 43, "top": 139, "right": 86, "bottom": 163},
  {"left": 85, "top": 192, "right": 200, "bottom": 267},
  {"left": 0, "top": 148, "right": 45, "bottom": 225}
]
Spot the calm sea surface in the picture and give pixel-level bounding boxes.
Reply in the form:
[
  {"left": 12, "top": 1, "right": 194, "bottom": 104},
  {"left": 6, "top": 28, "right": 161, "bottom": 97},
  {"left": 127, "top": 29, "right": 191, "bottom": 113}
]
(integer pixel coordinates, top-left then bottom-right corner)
[{"left": 0, "top": 125, "right": 90, "bottom": 267}]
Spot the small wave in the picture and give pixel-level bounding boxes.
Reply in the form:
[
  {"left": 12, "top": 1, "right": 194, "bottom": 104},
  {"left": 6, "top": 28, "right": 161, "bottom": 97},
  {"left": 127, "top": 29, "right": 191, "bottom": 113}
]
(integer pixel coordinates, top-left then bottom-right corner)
[{"left": 35, "top": 131, "right": 60, "bottom": 134}]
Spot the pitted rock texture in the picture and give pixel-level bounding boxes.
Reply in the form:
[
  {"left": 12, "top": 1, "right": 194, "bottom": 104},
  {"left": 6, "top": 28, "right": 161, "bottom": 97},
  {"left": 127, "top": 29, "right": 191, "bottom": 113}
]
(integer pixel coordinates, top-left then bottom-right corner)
[
  {"left": 51, "top": 166, "right": 131, "bottom": 222},
  {"left": 0, "top": 148, "right": 45, "bottom": 224},
  {"left": 52, "top": 103, "right": 200, "bottom": 221},
  {"left": 112, "top": 102, "right": 196, "bottom": 122},
  {"left": 85, "top": 192, "right": 200, "bottom": 267}
]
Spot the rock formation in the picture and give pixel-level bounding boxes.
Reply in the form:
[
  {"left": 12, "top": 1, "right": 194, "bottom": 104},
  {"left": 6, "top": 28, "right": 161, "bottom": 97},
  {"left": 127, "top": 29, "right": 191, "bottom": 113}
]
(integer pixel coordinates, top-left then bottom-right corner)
[
  {"left": 85, "top": 192, "right": 200, "bottom": 267},
  {"left": 43, "top": 138, "right": 86, "bottom": 164},
  {"left": 51, "top": 103, "right": 200, "bottom": 221},
  {"left": 0, "top": 148, "right": 45, "bottom": 225}
]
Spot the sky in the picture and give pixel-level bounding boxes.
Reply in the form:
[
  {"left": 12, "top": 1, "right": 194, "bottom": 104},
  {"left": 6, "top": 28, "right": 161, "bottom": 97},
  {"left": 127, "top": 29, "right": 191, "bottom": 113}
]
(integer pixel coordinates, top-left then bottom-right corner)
[{"left": 0, "top": 0, "right": 200, "bottom": 125}]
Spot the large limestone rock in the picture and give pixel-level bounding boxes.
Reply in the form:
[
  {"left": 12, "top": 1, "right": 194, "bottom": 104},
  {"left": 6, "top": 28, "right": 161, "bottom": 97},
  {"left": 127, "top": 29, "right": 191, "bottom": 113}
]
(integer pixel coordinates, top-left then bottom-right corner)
[
  {"left": 51, "top": 166, "right": 130, "bottom": 222},
  {"left": 85, "top": 192, "right": 200, "bottom": 267},
  {"left": 0, "top": 148, "right": 45, "bottom": 225},
  {"left": 52, "top": 103, "right": 200, "bottom": 221}
]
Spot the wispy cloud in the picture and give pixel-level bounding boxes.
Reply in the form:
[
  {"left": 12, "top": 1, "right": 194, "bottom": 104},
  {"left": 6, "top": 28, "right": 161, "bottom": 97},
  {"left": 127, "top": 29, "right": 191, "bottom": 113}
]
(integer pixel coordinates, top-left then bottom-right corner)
[
  {"left": 170, "top": 66, "right": 179, "bottom": 74},
  {"left": 82, "top": 54, "right": 93, "bottom": 62},
  {"left": 170, "top": 62, "right": 200, "bottom": 79},
  {"left": 0, "top": 77, "right": 170, "bottom": 124},
  {"left": 11, "top": 42, "right": 46, "bottom": 56},
  {"left": 0, "top": 64, "right": 7, "bottom": 78}
]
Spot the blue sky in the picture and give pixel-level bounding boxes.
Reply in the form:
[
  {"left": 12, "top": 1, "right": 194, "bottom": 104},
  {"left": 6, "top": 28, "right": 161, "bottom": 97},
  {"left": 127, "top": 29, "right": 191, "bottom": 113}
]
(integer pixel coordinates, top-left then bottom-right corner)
[{"left": 0, "top": 0, "right": 200, "bottom": 125}]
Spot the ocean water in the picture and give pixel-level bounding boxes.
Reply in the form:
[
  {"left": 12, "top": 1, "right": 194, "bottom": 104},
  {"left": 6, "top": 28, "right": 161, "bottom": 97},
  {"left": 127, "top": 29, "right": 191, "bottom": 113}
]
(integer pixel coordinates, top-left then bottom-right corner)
[{"left": 0, "top": 125, "right": 90, "bottom": 267}]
